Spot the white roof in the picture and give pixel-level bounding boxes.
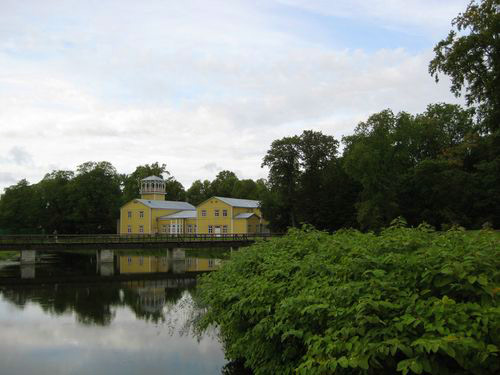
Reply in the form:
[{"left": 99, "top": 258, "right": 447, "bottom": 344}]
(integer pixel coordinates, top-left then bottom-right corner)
[
  {"left": 214, "top": 196, "right": 260, "bottom": 208},
  {"left": 160, "top": 210, "right": 197, "bottom": 219},
  {"left": 234, "top": 212, "right": 259, "bottom": 219},
  {"left": 136, "top": 199, "right": 195, "bottom": 210},
  {"left": 142, "top": 175, "right": 163, "bottom": 181}
]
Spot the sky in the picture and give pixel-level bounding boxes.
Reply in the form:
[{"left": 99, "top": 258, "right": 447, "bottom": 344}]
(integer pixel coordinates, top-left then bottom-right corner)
[{"left": 0, "top": 0, "right": 470, "bottom": 193}]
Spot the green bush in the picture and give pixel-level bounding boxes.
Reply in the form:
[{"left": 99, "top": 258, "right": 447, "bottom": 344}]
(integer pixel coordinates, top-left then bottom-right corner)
[{"left": 197, "top": 224, "right": 500, "bottom": 374}]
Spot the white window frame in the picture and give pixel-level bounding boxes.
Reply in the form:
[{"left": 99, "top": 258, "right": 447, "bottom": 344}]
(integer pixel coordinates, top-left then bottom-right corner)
[
  {"left": 139, "top": 225, "right": 144, "bottom": 233},
  {"left": 201, "top": 210, "right": 207, "bottom": 217},
  {"left": 127, "top": 225, "right": 132, "bottom": 233},
  {"left": 187, "top": 224, "right": 192, "bottom": 233},
  {"left": 222, "top": 209, "right": 227, "bottom": 217},
  {"left": 208, "top": 225, "right": 213, "bottom": 234},
  {"left": 162, "top": 224, "right": 167, "bottom": 233},
  {"left": 214, "top": 209, "right": 219, "bottom": 217},
  {"left": 223, "top": 225, "right": 228, "bottom": 234},
  {"left": 127, "top": 211, "right": 132, "bottom": 218},
  {"left": 139, "top": 211, "right": 144, "bottom": 218}
]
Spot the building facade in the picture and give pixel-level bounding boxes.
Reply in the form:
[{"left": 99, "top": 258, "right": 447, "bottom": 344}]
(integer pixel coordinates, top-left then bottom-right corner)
[{"left": 119, "top": 176, "right": 268, "bottom": 235}]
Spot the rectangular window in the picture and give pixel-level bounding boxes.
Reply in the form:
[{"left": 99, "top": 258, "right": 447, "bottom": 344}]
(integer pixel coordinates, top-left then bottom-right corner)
[
  {"left": 208, "top": 225, "right": 213, "bottom": 234},
  {"left": 139, "top": 225, "right": 144, "bottom": 233},
  {"left": 127, "top": 225, "right": 132, "bottom": 233},
  {"left": 187, "top": 224, "right": 192, "bottom": 233},
  {"left": 162, "top": 224, "right": 167, "bottom": 233},
  {"left": 208, "top": 259, "right": 215, "bottom": 268},
  {"left": 127, "top": 211, "right": 132, "bottom": 218},
  {"left": 127, "top": 256, "right": 132, "bottom": 264},
  {"left": 201, "top": 210, "right": 207, "bottom": 217},
  {"left": 214, "top": 209, "right": 219, "bottom": 217},
  {"left": 222, "top": 209, "right": 227, "bottom": 217},
  {"left": 139, "top": 211, "right": 144, "bottom": 218},
  {"left": 194, "top": 225, "right": 197, "bottom": 233},
  {"left": 223, "top": 225, "right": 228, "bottom": 234}
]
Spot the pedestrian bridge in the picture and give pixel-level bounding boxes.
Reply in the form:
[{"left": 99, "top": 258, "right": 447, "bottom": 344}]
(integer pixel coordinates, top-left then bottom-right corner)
[{"left": 0, "top": 233, "right": 280, "bottom": 251}]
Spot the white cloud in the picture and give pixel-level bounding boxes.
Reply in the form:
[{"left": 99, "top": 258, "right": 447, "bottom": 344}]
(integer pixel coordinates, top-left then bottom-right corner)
[
  {"left": 276, "top": 0, "right": 469, "bottom": 36},
  {"left": 0, "top": 0, "right": 466, "bottom": 193}
]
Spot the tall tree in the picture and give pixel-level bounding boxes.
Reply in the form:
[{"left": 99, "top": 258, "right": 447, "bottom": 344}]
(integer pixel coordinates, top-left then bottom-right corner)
[
  {"left": 343, "top": 110, "right": 406, "bottom": 230},
  {"left": 262, "top": 136, "right": 301, "bottom": 227},
  {"left": 0, "top": 179, "right": 42, "bottom": 234},
  {"left": 429, "top": 0, "right": 500, "bottom": 133},
  {"left": 210, "top": 170, "right": 239, "bottom": 197},
  {"left": 121, "top": 162, "right": 169, "bottom": 204},
  {"left": 68, "top": 161, "right": 122, "bottom": 233},
  {"left": 164, "top": 178, "right": 186, "bottom": 201},
  {"left": 186, "top": 179, "right": 213, "bottom": 205},
  {"left": 261, "top": 130, "right": 352, "bottom": 231},
  {"left": 37, "top": 170, "right": 75, "bottom": 234}
]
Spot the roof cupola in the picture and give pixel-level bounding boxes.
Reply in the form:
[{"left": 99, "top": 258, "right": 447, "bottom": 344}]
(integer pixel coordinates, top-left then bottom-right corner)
[{"left": 140, "top": 176, "right": 166, "bottom": 200}]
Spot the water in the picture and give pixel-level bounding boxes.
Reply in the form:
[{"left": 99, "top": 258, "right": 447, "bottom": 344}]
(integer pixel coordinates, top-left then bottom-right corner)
[{"left": 0, "top": 250, "right": 228, "bottom": 375}]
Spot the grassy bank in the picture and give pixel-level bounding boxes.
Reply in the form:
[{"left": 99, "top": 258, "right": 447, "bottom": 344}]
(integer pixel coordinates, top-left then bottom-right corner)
[
  {"left": 197, "top": 225, "right": 500, "bottom": 375},
  {"left": 0, "top": 251, "right": 19, "bottom": 261}
]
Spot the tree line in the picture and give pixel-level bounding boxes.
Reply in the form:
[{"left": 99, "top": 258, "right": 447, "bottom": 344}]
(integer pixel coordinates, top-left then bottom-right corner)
[
  {"left": 0, "top": 161, "right": 267, "bottom": 234},
  {"left": 1, "top": 0, "right": 498, "bottom": 234}
]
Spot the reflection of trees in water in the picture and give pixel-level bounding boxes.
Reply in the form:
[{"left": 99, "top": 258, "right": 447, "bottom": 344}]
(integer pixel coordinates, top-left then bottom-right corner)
[
  {"left": 0, "top": 284, "right": 121, "bottom": 326},
  {"left": 0, "top": 279, "right": 198, "bottom": 327}
]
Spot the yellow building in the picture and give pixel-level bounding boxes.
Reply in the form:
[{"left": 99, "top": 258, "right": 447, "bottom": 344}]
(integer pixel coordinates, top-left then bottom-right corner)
[
  {"left": 119, "top": 176, "right": 196, "bottom": 234},
  {"left": 119, "top": 176, "right": 269, "bottom": 235},
  {"left": 193, "top": 196, "right": 267, "bottom": 235}
]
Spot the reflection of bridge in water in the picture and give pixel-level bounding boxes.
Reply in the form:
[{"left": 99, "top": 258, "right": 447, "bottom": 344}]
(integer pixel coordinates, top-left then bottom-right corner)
[{"left": 1, "top": 248, "right": 224, "bottom": 284}]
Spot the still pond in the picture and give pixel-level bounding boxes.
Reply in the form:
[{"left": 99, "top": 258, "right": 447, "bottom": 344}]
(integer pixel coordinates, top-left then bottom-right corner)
[{"left": 0, "top": 249, "right": 229, "bottom": 374}]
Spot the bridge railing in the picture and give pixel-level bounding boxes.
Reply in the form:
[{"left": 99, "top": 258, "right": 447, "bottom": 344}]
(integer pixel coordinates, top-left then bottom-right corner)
[{"left": 0, "top": 233, "right": 283, "bottom": 245}]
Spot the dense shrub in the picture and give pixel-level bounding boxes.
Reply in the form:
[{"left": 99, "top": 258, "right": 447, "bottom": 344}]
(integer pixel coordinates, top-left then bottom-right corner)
[{"left": 197, "top": 224, "right": 500, "bottom": 374}]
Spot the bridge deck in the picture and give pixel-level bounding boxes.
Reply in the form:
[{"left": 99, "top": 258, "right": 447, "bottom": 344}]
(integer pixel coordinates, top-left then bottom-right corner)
[{"left": 0, "top": 233, "right": 281, "bottom": 251}]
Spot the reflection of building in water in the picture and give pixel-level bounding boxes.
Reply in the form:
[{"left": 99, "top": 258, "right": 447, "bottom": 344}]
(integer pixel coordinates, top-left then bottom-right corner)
[
  {"left": 185, "top": 258, "right": 222, "bottom": 272},
  {"left": 120, "top": 256, "right": 170, "bottom": 274},
  {"left": 119, "top": 255, "right": 222, "bottom": 274},
  {"left": 124, "top": 279, "right": 197, "bottom": 314},
  {"left": 136, "top": 286, "right": 166, "bottom": 313}
]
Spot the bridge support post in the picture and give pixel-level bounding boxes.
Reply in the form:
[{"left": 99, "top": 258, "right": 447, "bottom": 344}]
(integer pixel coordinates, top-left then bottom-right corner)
[
  {"left": 96, "top": 249, "right": 115, "bottom": 276},
  {"left": 167, "top": 248, "right": 186, "bottom": 274},
  {"left": 21, "top": 264, "right": 35, "bottom": 279},
  {"left": 20, "top": 250, "right": 36, "bottom": 264},
  {"left": 99, "top": 262, "right": 114, "bottom": 276},
  {"left": 170, "top": 248, "right": 185, "bottom": 260},
  {"left": 97, "top": 249, "right": 114, "bottom": 263}
]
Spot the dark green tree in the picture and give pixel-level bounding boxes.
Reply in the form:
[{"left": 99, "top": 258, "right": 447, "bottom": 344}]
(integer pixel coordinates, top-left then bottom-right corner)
[
  {"left": 121, "top": 162, "right": 169, "bottom": 204},
  {"left": 429, "top": 0, "right": 500, "bottom": 133},
  {"left": 210, "top": 170, "right": 239, "bottom": 197},
  {"left": 67, "top": 161, "right": 122, "bottom": 234},
  {"left": 164, "top": 178, "right": 186, "bottom": 201},
  {"left": 186, "top": 179, "right": 213, "bottom": 205},
  {"left": 262, "top": 135, "right": 301, "bottom": 227},
  {"left": 37, "top": 170, "right": 75, "bottom": 233},
  {"left": 0, "top": 179, "right": 42, "bottom": 234}
]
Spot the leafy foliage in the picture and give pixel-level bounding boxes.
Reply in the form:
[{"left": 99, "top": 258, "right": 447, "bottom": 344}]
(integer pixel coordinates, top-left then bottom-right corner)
[
  {"left": 197, "top": 225, "right": 500, "bottom": 374},
  {"left": 261, "top": 130, "right": 357, "bottom": 232},
  {"left": 429, "top": 0, "right": 500, "bottom": 132}
]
